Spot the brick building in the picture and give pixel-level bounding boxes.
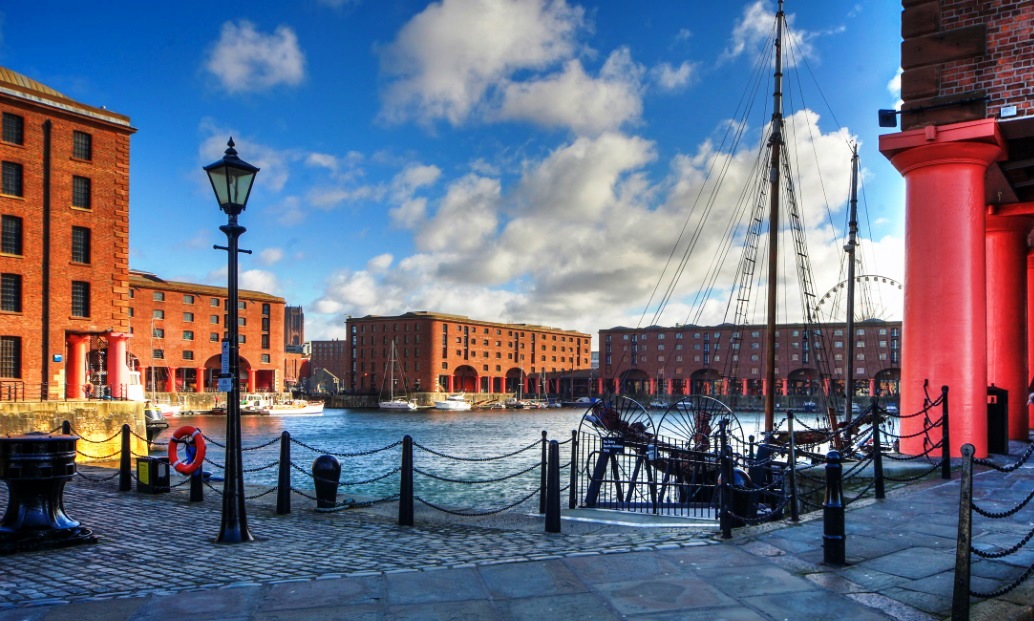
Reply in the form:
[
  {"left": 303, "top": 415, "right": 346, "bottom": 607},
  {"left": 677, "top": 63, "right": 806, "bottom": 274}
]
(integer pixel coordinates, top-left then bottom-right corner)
[
  {"left": 599, "top": 320, "right": 901, "bottom": 400},
  {"left": 126, "top": 270, "right": 287, "bottom": 394},
  {"left": 311, "top": 312, "right": 592, "bottom": 396},
  {"left": 0, "top": 67, "right": 135, "bottom": 400}
]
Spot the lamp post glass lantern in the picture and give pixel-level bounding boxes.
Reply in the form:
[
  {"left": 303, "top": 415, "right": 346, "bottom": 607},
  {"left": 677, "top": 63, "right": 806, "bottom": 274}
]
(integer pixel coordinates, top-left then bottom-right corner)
[{"left": 205, "top": 138, "right": 259, "bottom": 544}]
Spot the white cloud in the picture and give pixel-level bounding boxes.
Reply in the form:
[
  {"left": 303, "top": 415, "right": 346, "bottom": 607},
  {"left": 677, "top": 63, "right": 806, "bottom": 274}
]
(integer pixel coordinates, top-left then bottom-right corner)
[
  {"left": 205, "top": 20, "right": 306, "bottom": 93},
  {"left": 240, "top": 269, "right": 281, "bottom": 295},
  {"left": 377, "top": 0, "right": 585, "bottom": 127},
  {"left": 306, "top": 107, "right": 903, "bottom": 345},
  {"left": 258, "top": 248, "right": 284, "bottom": 265},
  {"left": 496, "top": 48, "right": 644, "bottom": 135},
  {"left": 651, "top": 61, "right": 697, "bottom": 91},
  {"left": 722, "top": 0, "right": 823, "bottom": 66}
]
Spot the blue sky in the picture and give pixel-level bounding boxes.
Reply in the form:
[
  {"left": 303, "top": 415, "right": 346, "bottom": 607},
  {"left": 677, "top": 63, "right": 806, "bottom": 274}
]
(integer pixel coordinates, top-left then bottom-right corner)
[{"left": 1, "top": 0, "right": 905, "bottom": 344}]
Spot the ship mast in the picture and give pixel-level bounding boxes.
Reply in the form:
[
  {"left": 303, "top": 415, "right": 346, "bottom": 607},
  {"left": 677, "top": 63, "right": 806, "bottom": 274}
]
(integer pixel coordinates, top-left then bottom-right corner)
[
  {"left": 844, "top": 146, "right": 860, "bottom": 426},
  {"left": 763, "top": 0, "right": 785, "bottom": 432}
]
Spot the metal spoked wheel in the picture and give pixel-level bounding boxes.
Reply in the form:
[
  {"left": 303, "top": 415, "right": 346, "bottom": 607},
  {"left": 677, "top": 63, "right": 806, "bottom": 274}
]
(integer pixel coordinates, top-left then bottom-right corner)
[
  {"left": 576, "top": 396, "right": 656, "bottom": 510},
  {"left": 577, "top": 395, "right": 654, "bottom": 440},
  {"left": 655, "top": 395, "right": 745, "bottom": 455}
]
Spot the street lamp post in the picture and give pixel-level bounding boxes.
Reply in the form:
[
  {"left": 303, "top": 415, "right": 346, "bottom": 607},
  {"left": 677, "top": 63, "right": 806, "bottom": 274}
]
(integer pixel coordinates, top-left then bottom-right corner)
[{"left": 204, "top": 138, "right": 259, "bottom": 544}]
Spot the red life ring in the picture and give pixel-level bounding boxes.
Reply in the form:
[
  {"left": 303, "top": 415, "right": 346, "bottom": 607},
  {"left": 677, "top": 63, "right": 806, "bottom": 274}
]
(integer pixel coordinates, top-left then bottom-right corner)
[{"left": 168, "top": 426, "right": 206, "bottom": 475}]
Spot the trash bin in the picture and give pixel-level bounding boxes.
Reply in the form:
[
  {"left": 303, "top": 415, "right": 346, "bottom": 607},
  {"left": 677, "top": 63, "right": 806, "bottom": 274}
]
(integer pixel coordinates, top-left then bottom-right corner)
[
  {"left": 137, "top": 456, "right": 170, "bottom": 494},
  {"left": 987, "top": 385, "right": 1009, "bottom": 455}
]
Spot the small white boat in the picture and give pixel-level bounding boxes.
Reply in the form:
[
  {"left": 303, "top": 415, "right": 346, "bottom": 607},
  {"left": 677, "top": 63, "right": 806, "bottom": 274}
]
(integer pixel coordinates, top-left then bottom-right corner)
[
  {"left": 258, "top": 399, "right": 325, "bottom": 416},
  {"left": 434, "top": 393, "right": 472, "bottom": 411},
  {"left": 380, "top": 397, "right": 418, "bottom": 411},
  {"left": 380, "top": 340, "right": 418, "bottom": 411}
]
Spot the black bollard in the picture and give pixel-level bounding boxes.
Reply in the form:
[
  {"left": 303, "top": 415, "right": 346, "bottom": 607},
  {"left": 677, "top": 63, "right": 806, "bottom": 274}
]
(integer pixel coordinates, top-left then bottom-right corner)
[
  {"left": 399, "top": 435, "right": 414, "bottom": 526},
  {"left": 823, "top": 450, "right": 846, "bottom": 566},
  {"left": 119, "top": 424, "right": 131, "bottom": 492},
  {"left": 539, "top": 430, "right": 548, "bottom": 514},
  {"left": 311, "top": 454, "right": 341, "bottom": 509},
  {"left": 719, "top": 445, "right": 734, "bottom": 540},
  {"left": 276, "top": 431, "right": 291, "bottom": 514},
  {"left": 545, "top": 440, "right": 561, "bottom": 533},
  {"left": 62, "top": 420, "right": 71, "bottom": 435}
]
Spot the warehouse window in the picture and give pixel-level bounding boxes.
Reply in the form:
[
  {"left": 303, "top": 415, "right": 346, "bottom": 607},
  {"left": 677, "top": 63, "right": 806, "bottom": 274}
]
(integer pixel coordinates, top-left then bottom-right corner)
[
  {"left": 2, "top": 162, "right": 23, "bottom": 197},
  {"left": 71, "top": 281, "right": 90, "bottom": 317},
  {"left": 72, "top": 176, "right": 91, "bottom": 209},
  {"left": 1, "top": 215, "right": 21, "bottom": 255},
  {"left": 2, "top": 114, "right": 23, "bottom": 145},
  {"left": 73, "top": 131, "right": 92, "bottom": 160},
  {"left": 71, "top": 227, "right": 91, "bottom": 264}
]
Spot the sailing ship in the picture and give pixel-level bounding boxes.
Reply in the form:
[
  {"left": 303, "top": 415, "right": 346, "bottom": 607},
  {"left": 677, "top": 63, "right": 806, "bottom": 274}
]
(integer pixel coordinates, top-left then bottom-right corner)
[{"left": 379, "top": 339, "right": 418, "bottom": 411}]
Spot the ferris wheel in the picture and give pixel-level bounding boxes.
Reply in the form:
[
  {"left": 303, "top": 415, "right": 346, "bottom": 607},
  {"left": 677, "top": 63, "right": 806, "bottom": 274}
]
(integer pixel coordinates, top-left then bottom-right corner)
[{"left": 814, "top": 274, "right": 903, "bottom": 324}]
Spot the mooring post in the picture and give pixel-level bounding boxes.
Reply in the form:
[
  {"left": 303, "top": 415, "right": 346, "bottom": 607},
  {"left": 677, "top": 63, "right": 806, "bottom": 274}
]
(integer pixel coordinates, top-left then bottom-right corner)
[
  {"left": 951, "top": 443, "right": 974, "bottom": 621},
  {"left": 119, "top": 424, "right": 131, "bottom": 492},
  {"left": 545, "top": 440, "right": 561, "bottom": 533},
  {"left": 786, "top": 410, "right": 799, "bottom": 522},
  {"left": 312, "top": 454, "right": 341, "bottom": 509},
  {"left": 539, "top": 430, "right": 548, "bottom": 514},
  {"left": 871, "top": 402, "right": 885, "bottom": 500},
  {"left": 61, "top": 420, "right": 71, "bottom": 435},
  {"left": 823, "top": 450, "right": 846, "bottom": 566},
  {"left": 941, "top": 386, "right": 951, "bottom": 480},
  {"left": 399, "top": 435, "right": 414, "bottom": 526},
  {"left": 748, "top": 434, "right": 755, "bottom": 462},
  {"left": 720, "top": 444, "right": 734, "bottom": 540},
  {"left": 276, "top": 431, "right": 291, "bottom": 514},
  {"left": 568, "top": 429, "right": 578, "bottom": 510}
]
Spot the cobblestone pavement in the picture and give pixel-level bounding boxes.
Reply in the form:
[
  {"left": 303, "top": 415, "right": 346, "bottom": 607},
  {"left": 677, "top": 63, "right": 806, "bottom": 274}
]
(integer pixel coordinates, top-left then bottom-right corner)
[
  {"left": 0, "top": 450, "right": 1032, "bottom": 620},
  {"left": 0, "top": 468, "right": 716, "bottom": 607}
]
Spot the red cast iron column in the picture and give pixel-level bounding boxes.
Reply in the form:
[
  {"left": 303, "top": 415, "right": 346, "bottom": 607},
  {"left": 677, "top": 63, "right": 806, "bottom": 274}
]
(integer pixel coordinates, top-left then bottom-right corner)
[
  {"left": 986, "top": 214, "right": 1032, "bottom": 440},
  {"left": 881, "top": 119, "right": 1006, "bottom": 458}
]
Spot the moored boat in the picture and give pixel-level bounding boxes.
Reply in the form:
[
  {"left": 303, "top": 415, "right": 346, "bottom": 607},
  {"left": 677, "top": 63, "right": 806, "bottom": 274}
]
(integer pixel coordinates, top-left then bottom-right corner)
[
  {"left": 434, "top": 393, "right": 472, "bottom": 411},
  {"left": 256, "top": 400, "right": 325, "bottom": 416},
  {"left": 144, "top": 403, "right": 169, "bottom": 445}
]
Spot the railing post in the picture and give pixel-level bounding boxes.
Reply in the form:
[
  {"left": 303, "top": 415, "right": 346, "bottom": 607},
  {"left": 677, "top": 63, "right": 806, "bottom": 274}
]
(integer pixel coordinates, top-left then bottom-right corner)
[
  {"left": 951, "top": 443, "right": 974, "bottom": 621},
  {"left": 61, "top": 420, "right": 71, "bottom": 435},
  {"left": 119, "top": 424, "right": 131, "bottom": 492},
  {"left": 823, "top": 450, "right": 846, "bottom": 566},
  {"left": 399, "top": 435, "right": 414, "bottom": 526},
  {"left": 941, "top": 386, "right": 951, "bottom": 480},
  {"left": 545, "top": 440, "right": 561, "bottom": 533},
  {"left": 276, "top": 431, "right": 291, "bottom": 514},
  {"left": 786, "top": 410, "right": 799, "bottom": 522},
  {"left": 871, "top": 400, "right": 885, "bottom": 500},
  {"left": 568, "top": 429, "right": 578, "bottom": 510},
  {"left": 539, "top": 430, "right": 548, "bottom": 515}
]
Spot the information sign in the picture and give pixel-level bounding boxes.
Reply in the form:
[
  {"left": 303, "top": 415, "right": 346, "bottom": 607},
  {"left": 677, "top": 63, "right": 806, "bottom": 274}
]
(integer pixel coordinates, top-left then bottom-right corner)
[{"left": 602, "top": 436, "right": 625, "bottom": 455}]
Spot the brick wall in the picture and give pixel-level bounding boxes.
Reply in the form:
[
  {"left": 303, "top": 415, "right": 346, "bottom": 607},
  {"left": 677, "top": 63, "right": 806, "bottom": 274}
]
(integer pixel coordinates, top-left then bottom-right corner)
[
  {"left": 899, "top": 0, "right": 1034, "bottom": 128},
  {"left": 0, "top": 81, "right": 134, "bottom": 397}
]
